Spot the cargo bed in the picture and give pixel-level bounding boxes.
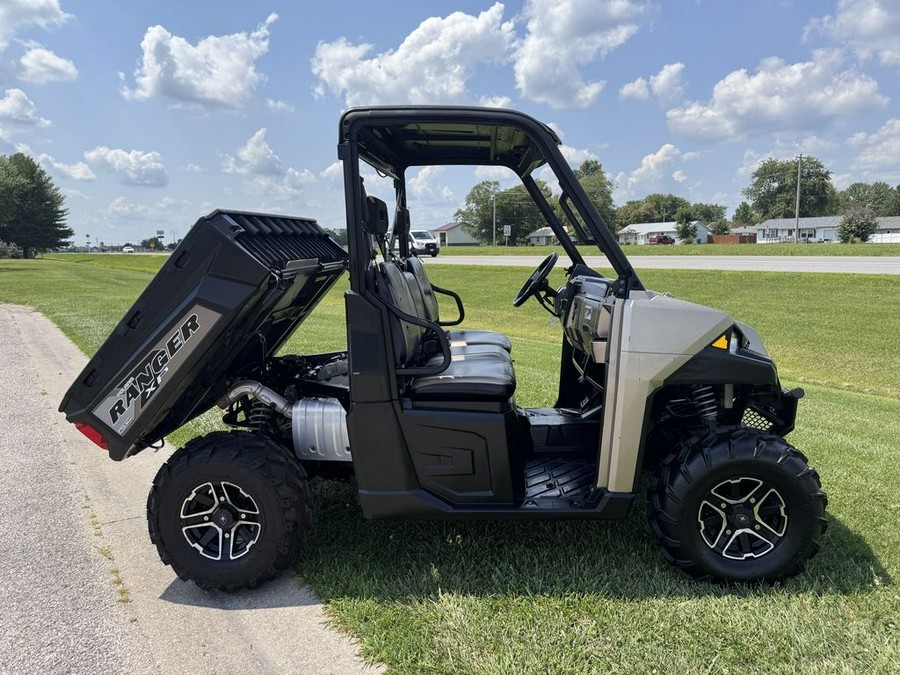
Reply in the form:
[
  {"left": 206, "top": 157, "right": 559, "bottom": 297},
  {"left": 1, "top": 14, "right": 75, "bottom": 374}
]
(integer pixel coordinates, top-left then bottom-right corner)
[{"left": 59, "top": 210, "right": 348, "bottom": 460}]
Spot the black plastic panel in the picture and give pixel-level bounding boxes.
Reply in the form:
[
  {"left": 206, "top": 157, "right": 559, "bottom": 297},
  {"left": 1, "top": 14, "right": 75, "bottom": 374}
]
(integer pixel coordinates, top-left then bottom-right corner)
[{"left": 59, "top": 209, "right": 347, "bottom": 460}]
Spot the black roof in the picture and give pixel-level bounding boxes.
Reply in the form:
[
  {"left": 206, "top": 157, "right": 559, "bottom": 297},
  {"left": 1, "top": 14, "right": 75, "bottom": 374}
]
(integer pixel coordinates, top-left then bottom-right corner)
[{"left": 339, "top": 106, "right": 562, "bottom": 177}]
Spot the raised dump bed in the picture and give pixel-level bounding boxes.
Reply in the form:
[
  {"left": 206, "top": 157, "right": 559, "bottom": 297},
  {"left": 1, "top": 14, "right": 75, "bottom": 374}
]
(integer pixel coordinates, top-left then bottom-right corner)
[{"left": 59, "top": 209, "right": 348, "bottom": 460}]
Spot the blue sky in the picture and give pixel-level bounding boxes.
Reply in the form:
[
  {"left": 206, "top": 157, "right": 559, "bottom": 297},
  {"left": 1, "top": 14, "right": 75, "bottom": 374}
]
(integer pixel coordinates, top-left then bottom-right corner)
[{"left": 1, "top": 0, "right": 898, "bottom": 246}]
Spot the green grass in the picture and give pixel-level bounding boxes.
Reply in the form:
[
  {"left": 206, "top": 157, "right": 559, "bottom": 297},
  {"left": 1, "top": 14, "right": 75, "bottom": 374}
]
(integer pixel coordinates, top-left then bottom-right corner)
[
  {"left": 1, "top": 254, "right": 899, "bottom": 673},
  {"left": 440, "top": 242, "right": 900, "bottom": 257}
]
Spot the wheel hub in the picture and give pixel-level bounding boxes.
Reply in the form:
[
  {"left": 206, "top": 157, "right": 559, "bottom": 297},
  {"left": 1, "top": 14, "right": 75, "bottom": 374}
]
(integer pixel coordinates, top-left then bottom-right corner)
[
  {"left": 697, "top": 476, "right": 788, "bottom": 561},
  {"left": 180, "top": 481, "right": 262, "bottom": 561}
]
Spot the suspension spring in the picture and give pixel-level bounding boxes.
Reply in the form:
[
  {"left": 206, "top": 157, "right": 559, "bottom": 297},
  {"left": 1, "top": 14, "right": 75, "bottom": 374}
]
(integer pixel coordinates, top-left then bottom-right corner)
[
  {"left": 247, "top": 399, "right": 275, "bottom": 430},
  {"left": 691, "top": 384, "right": 718, "bottom": 420}
]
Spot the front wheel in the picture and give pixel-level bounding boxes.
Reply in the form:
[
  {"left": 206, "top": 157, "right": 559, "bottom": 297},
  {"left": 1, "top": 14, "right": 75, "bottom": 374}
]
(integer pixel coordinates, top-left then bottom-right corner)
[
  {"left": 147, "top": 431, "right": 313, "bottom": 591},
  {"left": 648, "top": 428, "right": 827, "bottom": 583}
]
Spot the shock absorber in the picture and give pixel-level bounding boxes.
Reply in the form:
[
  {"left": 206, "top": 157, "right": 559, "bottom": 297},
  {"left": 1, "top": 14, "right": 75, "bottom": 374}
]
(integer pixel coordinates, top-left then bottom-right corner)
[
  {"left": 248, "top": 399, "right": 275, "bottom": 431},
  {"left": 691, "top": 384, "right": 718, "bottom": 421}
]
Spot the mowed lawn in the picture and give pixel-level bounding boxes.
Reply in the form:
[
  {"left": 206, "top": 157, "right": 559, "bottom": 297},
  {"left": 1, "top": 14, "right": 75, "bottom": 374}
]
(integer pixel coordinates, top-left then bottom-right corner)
[{"left": 2, "top": 254, "right": 899, "bottom": 673}]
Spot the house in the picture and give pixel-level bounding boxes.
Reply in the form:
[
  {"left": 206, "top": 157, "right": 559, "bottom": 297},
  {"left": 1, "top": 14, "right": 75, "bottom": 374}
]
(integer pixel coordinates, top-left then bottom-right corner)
[
  {"left": 756, "top": 216, "right": 900, "bottom": 243},
  {"left": 527, "top": 226, "right": 556, "bottom": 246},
  {"left": 617, "top": 221, "right": 710, "bottom": 245},
  {"left": 431, "top": 222, "right": 479, "bottom": 246}
]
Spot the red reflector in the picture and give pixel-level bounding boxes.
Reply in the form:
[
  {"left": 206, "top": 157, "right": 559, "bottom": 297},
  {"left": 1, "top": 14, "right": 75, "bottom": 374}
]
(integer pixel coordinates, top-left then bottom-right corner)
[{"left": 76, "top": 422, "right": 109, "bottom": 450}]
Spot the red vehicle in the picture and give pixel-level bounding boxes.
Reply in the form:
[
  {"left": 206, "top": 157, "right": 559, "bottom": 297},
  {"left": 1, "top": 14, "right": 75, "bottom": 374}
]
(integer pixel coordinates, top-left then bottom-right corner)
[{"left": 648, "top": 234, "right": 675, "bottom": 245}]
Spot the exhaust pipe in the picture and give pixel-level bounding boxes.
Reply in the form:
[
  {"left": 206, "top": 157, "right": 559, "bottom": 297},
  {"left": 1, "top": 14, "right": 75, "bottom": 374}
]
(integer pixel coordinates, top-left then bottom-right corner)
[{"left": 218, "top": 380, "right": 292, "bottom": 417}]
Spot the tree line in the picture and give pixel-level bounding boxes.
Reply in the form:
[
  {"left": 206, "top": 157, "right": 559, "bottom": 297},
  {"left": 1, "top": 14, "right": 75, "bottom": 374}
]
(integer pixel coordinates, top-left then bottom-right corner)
[{"left": 456, "top": 156, "right": 900, "bottom": 245}]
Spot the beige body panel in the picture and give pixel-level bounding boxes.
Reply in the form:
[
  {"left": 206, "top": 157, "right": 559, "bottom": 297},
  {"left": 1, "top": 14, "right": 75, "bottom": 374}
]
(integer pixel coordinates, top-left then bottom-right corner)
[{"left": 597, "top": 291, "right": 734, "bottom": 492}]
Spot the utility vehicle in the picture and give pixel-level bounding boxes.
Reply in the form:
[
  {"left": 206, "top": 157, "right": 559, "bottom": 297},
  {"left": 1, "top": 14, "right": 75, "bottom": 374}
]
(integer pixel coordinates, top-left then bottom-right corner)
[{"left": 60, "top": 107, "right": 826, "bottom": 590}]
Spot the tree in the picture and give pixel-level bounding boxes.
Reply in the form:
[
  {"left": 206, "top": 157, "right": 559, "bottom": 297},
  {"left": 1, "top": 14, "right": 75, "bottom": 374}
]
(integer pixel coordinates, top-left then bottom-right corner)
[
  {"left": 675, "top": 221, "right": 697, "bottom": 243},
  {"left": 838, "top": 182, "right": 898, "bottom": 217},
  {"left": 689, "top": 202, "right": 728, "bottom": 234},
  {"left": 0, "top": 153, "right": 72, "bottom": 258},
  {"left": 323, "top": 228, "right": 348, "bottom": 246},
  {"left": 837, "top": 205, "right": 877, "bottom": 243},
  {"left": 674, "top": 206, "right": 697, "bottom": 242},
  {"left": 140, "top": 236, "right": 164, "bottom": 251},
  {"left": 616, "top": 193, "right": 689, "bottom": 228},
  {"left": 570, "top": 160, "right": 616, "bottom": 231},
  {"left": 455, "top": 180, "right": 550, "bottom": 245},
  {"left": 616, "top": 199, "right": 657, "bottom": 228},
  {"left": 742, "top": 156, "right": 836, "bottom": 221},
  {"left": 732, "top": 201, "right": 758, "bottom": 226}
]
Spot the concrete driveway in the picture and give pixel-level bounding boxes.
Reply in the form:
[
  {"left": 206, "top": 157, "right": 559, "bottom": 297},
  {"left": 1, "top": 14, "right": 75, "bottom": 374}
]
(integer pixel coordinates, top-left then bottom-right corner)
[{"left": 0, "top": 304, "right": 379, "bottom": 675}]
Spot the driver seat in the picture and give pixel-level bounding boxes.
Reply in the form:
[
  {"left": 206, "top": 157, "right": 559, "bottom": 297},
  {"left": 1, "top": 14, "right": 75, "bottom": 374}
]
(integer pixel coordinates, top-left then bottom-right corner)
[{"left": 406, "top": 256, "right": 512, "bottom": 352}]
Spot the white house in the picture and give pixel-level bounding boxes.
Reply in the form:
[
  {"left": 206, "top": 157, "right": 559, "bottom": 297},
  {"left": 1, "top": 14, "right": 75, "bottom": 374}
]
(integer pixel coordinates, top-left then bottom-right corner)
[
  {"left": 617, "top": 221, "right": 710, "bottom": 245},
  {"left": 431, "top": 222, "right": 479, "bottom": 246},
  {"left": 756, "top": 216, "right": 900, "bottom": 243},
  {"left": 526, "top": 226, "right": 556, "bottom": 246}
]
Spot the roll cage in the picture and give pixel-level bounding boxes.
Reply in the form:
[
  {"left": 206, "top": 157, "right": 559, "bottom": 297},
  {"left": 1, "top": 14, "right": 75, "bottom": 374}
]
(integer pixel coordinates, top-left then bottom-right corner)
[{"left": 337, "top": 106, "right": 644, "bottom": 298}]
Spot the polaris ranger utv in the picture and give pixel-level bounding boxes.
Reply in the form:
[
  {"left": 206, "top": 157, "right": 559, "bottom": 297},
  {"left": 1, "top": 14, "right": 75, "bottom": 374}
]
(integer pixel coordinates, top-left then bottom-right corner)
[{"left": 60, "top": 106, "right": 826, "bottom": 590}]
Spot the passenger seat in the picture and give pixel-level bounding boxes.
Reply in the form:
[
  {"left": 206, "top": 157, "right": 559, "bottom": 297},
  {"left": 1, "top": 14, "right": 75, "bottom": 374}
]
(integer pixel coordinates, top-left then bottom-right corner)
[{"left": 405, "top": 256, "right": 512, "bottom": 352}]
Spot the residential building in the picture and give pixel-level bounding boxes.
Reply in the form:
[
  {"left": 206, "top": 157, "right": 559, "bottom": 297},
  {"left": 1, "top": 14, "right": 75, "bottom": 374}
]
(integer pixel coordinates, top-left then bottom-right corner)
[
  {"left": 756, "top": 216, "right": 900, "bottom": 243},
  {"left": 430, "top": 222, "right": 479, "bottom": 246},
  {"left": 526, "top": 226, "right": 556, "bottom": 246},
  {"left": 617, "top": 221, "right": 710, "bottom": 245}
]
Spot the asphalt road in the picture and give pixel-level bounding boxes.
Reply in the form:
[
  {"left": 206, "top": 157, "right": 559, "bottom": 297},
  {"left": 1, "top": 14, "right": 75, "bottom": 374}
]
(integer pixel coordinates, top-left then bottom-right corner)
[
  {"left": 0, "top": 304, "right": 379, "bottom": 675},
  {"left": 428, "top": 254, "right": 900, "bottom": 274}
]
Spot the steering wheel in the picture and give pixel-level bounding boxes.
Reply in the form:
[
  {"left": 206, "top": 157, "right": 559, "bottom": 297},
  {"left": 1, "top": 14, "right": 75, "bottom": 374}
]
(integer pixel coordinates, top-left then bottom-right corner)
[{"left": 513, "top": 252, "right": 559, "bottom": 307}]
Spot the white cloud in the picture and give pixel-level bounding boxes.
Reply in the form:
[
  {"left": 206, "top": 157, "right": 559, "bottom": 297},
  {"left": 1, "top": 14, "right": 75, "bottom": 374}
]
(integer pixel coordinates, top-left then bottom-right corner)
[
  {"left": 474, "top": 165, "right": 515, "bottom": 181},
  {"left": 409, "top": 166, "right": 455, "bottom": 202},
  {"left": 85, "top": 146, "right": 168, "bottom": 186},
  {"left": 681, "top": 151, "right": 702, "bottom": 162},
  {"left": 619, "top": 62, "right": 684, "bottom": 103},
  {"left": 559, "top": 143, "right": 598, "bottom": 166},
  {"left": 320, "top": 161, "right": 343, "bottom": 182},
  {"left": 806, "top": 0, "right": 900, "bottom": 66},
  {"left": 122, "top": 14, "right": 277, "bottom": 108},
  {"left": 479, "top": 94, "right": 512, "bottom": 108},
  {"left": 849, "top": 118, "right": 900, "bottom": 173},
  {"left": 63, "top": 188, "right": 88, "bottom": 200},
  {"left": 672, "top": 169, "right": 687, "bottom": 183},
  {"left": 18, "top": 46, "right": 77, "bottom": 83},
  {"left": 0, "top": 88, "right": 51, "bottom": 129},
  {"left": 649, "top": 62, "right": 684, "bottom": 104},
  {"left": 223, "top": 128, "right": 316, "bottom": 201},
  {"left": 181, "top": 162, "right": 205, "bottom": 173},
  {"left": 265, "top": 98, "right": 294, "bottom": 112},
  {"left": 0, "top": 0, "right": 69, "bottom": 53},
  {"left": 619, "top": 77, "right": 649, "bottom": 101},
  {"left": 666, "top": 50, "right": 886, "bottom": 141},
  {"left": 223, "top": 128, "right": 283, "bottom": 175},
  {"left": 107, "top": 196, "right": 190, "bottom": 219},
  {"left": 37, "top": 153, "right": 95, "bottom": 180},
  {"left": 614, "top": 143, "right": 681, "bottom": 196},
  {"left": 312, "top": 3, "right": 514, "bottom": 106},
  {"left": 515, "top": 0, "right": 649, "bottom": 108},
  {"left": 246, "top": 168, "right": 316, "bottom": 201}
]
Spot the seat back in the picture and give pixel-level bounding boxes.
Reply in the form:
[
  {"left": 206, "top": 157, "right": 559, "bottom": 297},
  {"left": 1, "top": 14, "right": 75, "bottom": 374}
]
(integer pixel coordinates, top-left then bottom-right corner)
[
  {"left": 377, "top": 260, "right": 426, "bottom": 367},
  {"left": 405, "top": 256, "right": 440, "bottom": 321}
]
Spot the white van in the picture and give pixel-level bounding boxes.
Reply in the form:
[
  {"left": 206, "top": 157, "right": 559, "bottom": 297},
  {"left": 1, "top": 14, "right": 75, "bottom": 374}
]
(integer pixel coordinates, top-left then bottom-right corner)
[{"left": 409, "top": 230, "right": 439, "bottom": 257}]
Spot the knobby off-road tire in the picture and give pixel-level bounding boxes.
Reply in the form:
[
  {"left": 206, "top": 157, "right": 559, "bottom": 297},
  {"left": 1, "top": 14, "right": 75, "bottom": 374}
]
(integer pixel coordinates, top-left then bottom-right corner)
[
  {"left": 147, "top": 431, "right": 313, "bottom": 591},
  {"left": 648, "top": 427, "right": 827, "bottom": 583}
]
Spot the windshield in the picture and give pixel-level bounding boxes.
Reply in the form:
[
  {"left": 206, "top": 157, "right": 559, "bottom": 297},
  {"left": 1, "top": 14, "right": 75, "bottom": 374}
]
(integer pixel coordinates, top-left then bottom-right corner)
[{"left": 410, "top": 231, "right": 433, "bottom": 239}]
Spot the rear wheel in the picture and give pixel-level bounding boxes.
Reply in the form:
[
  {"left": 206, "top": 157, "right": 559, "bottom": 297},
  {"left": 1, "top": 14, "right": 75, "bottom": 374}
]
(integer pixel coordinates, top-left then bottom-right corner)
[
  {"left": 648, "top": 427, "right": 827, "bottom": 583},
  {"left": 147, "top": 431, "right": 312, "bottom": 591}
]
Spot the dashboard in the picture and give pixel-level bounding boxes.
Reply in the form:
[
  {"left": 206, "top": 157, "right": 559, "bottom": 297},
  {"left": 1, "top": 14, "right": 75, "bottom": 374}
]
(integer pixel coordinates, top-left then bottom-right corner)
[{"left": 559, "top": 275, "right": 615, "bottom": 363}]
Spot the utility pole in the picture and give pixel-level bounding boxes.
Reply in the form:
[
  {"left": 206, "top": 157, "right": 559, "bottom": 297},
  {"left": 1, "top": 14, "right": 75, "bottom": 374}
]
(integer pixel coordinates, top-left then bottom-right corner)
[
  {"left": 492, "top": 192, "right": 497, "bottom": 247},
  {"left": 794, "top": 153, "right": 802, "bottom": 244}
]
